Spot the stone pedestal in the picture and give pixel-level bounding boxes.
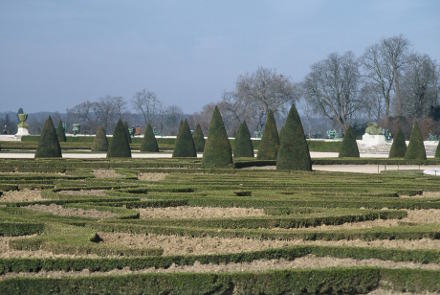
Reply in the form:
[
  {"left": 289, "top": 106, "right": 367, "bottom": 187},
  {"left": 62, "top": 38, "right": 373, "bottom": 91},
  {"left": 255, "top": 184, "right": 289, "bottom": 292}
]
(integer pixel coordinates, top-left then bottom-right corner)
[
  {"left": 15, "top": 127, "right": 30, "bottom": 136},
  {"left": 360, "top": 133, "right": 387, "bottom": 147}
]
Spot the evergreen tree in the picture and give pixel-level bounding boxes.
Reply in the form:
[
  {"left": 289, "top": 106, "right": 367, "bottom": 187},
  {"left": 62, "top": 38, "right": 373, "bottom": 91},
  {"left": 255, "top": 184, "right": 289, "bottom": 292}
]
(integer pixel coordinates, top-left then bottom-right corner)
[
  {"left": 257, "top": 110, "right": 279, "bottom": 160},
  {"left": 234, "top": 121, "right": 254, "bottom": 158},
  {"left": 124, "top": 121, "right": 132, "bottom": 143},
  {"left": 202, "top": 106, "right": 232, "bottom": 168},
  {"left": 56, "top": 121, "right": 66, "bottom": 142},
  {"left": 405, "top": 122, "right": 426, "bottom": 160},
  {"left": 389, "top": 129, "right": 406, "bottom": 158},
  {"left": 338, "top": 126, "right": 360, "bottom": 157},
  {"left": 107, "top": 119, "right": 132, "bottom": 158},
  {"left": 140, "top": 124, "right": 159, "bottom": 152},
  {"left": 91, "top": 126, "right": 108, "bottom": 152},
  {"left": 193, "top": 123, "right": 205, "bottom": 153},
  {"left": 435, "top": 140, "right": 440, "bottom": 159},
  {"left": 35, "top": 116, "right": 62, "bottom": 158},
  {"left": 173, "top": 120, "right": 196, "bottom": 157},
  {"left": 276, "top": 105, "right": 311, "bottom": 171}
]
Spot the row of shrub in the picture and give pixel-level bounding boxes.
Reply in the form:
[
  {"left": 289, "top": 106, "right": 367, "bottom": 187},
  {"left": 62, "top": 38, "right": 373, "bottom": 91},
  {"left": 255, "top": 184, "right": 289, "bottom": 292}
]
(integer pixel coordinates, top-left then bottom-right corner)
[{"left": 0, "top": 222, "right": 44, "bottom": 236}]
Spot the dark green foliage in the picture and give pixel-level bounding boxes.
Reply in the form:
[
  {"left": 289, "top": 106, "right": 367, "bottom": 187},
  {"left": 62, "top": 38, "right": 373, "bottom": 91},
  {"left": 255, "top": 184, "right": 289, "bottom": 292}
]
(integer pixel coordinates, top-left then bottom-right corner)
[
  {"left": 192, "top": 123, "right": 205, "bottom": 152},
  {"left": 257, "top": 110, "right": 280, "bottom": 160},
  {"left": 276, "top": 105, "right": 311, "bottom": 171},
  {"left": 107, "top": 119, "right": 131, "bottom": 158},
  {"left": 56, "top": 121, "right": 66, "bottom": 142},
  {"left": 140, "top": 124, "right": 159, "bottom": 152},
  {"left": 389, "top": 129, "right": 406, "bottom": 158},
  {"left": 35, "top": 116, "right": 62, "bottom": 158},
  {"left": 123, "top": 121, "right": 131, "bottom": 143},
  {"left": 435, "top": 140, "right": 440, "bottom": 159},
  {"left": 91, "top": 127, "right": 108, "bottom": 152},
  {"left": 0, "top": 222, "right": 44, "bottom": 236},
  {"left": 234, "top": 121, "right": 254, "bottom": 158},
  {"left": 202, "top": 106, "right": 232, "bottom": 168},
  {"left": 339, "top": 126, "right": 360, "bottom": 158},
  {"left": 172, "top": 120, "right": 196, "bottom": 157},
  {"left": 405, "top": 122, "right": 426, "bottom": 160}
]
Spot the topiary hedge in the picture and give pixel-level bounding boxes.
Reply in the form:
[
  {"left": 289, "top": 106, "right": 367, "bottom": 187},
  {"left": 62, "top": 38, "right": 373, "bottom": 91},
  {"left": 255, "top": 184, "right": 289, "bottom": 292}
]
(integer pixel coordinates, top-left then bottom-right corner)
[
  {"left": 192, "top": 123, "right": 205, "bottom": 153},
  {"left": 91, "top": 127, "right": 108, "bottom": 152},
  {"left": 107, "top": 119, "right": 131, "bottom": 158},
  {"left": 140, "top": 124, "right": 159, "bottom": 152},
  {"left": 234, "top": 121, "right": 254, "bottom": 158},
  {"left": 172, "top": 120, "right": 196, "bottom": 158},
  {"left": 202, "top": 106, "right": 232, "bottom": 168},
  {"left": 405, "top": 122, "right": 426, "bottom": 160},
  {"left": 56, "top": 121, "right": 66, "bottom": 142},
  {"left": 35, "top": 116, "right": 62, "bottom": 158},
  {"left": 276, "top": 105, "right": 311, "bottom": 171},
  {"left": 389, "top": 128, "right": 406, "bottom": 158},
  {"left": 339, "top": 126, "right": 360, "bottom": 158},
  {"left": 257, "top": 110, "right": 279, "bottom": 160}
]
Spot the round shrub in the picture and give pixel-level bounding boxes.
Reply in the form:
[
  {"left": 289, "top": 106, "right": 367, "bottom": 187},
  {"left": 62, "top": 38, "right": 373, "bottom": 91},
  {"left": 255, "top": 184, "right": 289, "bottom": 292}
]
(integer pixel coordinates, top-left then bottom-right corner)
[
  {"left": 92, "top": 126, "right": 108, "bottom": 152},
  {"left": 173, "top": 120, "right": 196, "bottom": 157},
  {"left": 389, "top": 128, "right": 406, "bottom": 158},
  {"left": 107, "top": 119, "right": 132, "bottom": 158},
  {"left": 35, "top": 116, "right": 62, "bottom": 158},
  {"left": 202, "top": 106, "right": 232, "bottom": 168},
  {"left": 339, "top": 126, "right": 360, "bottom": 158},
  {"left": 405, "top": 122, "right": 426, "bottom": 160},
  {"left": 234, "top": 121, "right": 254, "bottom": 158},
  {"left": 257, "top": 110, "right": 279, "bottom": 160},
  {"left": 193, "top": 123, "right": 205, "bottom": 153},
  {"left": 140, "top": 124, "right": 159, "bottom": 152},
  {"left": 56, "top": 121, "right": 66, "bottom": 142},
  {"left": 276, "top": 104, "right": 311, "bottom": 171}
]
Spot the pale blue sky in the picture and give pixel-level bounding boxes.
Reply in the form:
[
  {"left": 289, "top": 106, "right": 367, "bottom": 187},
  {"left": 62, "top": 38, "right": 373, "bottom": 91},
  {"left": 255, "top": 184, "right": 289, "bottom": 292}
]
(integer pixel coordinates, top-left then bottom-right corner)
[{"left": 1, "top": 0, "right": 439, "bottom": 113}]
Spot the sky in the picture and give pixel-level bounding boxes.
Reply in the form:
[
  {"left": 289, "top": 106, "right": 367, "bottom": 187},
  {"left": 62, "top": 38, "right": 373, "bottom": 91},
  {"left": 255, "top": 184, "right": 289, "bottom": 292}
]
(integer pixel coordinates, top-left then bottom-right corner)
[{"left": 1, "top": 0, "right": 439, "bottom": 113}]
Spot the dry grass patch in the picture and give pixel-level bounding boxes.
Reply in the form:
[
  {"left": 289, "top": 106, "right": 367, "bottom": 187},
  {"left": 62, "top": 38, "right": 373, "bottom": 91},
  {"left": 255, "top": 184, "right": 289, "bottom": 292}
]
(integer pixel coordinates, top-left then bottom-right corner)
[
  {"left": 57, "top": 189, "right": 107, "bottom": 196},
  {"left": 138, "top": 206, "right": 265, "bottom": 220},
  {"left": 138, "top": 173, "right": 168, "bottom": 182},
  {"left": 25, "top": 204, "right": 116, "bottom": 219},
  {"left": 400, "top": 191, "right": 440, "bottom": 199},
  {"left": 93, "top": 169, "right": 121, "bottom": 179},
  {"left": 0, "top": 189, "right": 43, "bottom": 203},
  {"left": 404, "top": 209, "right": 440, "bottom": 224},
  {"left": 303, "top": 238, "right": 440, "bottom": 250}
]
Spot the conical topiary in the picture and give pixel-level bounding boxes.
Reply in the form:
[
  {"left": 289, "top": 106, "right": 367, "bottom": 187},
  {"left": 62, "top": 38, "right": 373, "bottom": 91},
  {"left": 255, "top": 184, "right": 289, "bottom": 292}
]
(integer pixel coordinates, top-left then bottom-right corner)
[
  {"left": 92, "top": 126, "right": 108, "bottom": 152},
  {"left": 56, "top": 120, "right": 66, "bottom": 142},
  {"left": 35, "top": 116, "right": 62, "bottom": 158},
  {"left": 276, "top": 105, "right": 311, "bottom": 171},
  {"left": 435, "top": 140, "right": 440, "bottom": 159},
  {"left": 140, "top": 124, "right": 159, "bottom": 152},
  {"left": 107, "top": 119, "right": 131, "bottom": 158},
  {"left": 257, "top": 110, "right": 279, "bottom": 160},
  {"left": 405, "top": 122, "right": 426, "bottom": 160},
  {"left": 234, "top": 121, "right": 254, "bottom": 158},
  {"left": 202, "top": 106, "right": 232, "bottom": 168},
  {"left": 193, "top": 123, "right": 205, "bottom": 153},
  {"left": 338, "top": 126, "right": 360, "bottom": 158},
  {"left": 173, "top": 120, "right": 196, "bottom": 157},
  {"left": 124, "top": 121, "right": 132, "bottom": 143},
  {"left": 389, "top": 129, "right": 406, "bottom": 158}
]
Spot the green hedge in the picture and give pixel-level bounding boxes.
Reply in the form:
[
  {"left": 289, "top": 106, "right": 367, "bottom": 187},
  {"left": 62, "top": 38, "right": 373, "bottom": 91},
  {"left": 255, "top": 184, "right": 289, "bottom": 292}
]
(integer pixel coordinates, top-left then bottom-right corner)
[{"left": 0, "top": 222, "right": 44, "bottom": 236}]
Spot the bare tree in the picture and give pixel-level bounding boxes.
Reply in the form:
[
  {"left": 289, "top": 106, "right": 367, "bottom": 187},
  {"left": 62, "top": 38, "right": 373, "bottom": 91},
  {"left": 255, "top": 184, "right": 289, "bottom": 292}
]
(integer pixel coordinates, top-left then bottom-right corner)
[
  {"left": 161, "top": 105, "right": 184, "bottom": 135},
  {"left": 304, "top": 51, "right": 362, "bottom": 131},
  {"left": 359, "top": 82, "right": 385, "bottom": 122},
  {"left": 93, "top": 96, "right": 126, "bottom": 132},
  {"left": 401, "top": 53, "right": 439, "bottom": 118},
  {"left": 132, "top": 89, "right": 162, "bottom": 127},
  {"left": 66, "top": 100, "right": 97, "bottom": 134}
]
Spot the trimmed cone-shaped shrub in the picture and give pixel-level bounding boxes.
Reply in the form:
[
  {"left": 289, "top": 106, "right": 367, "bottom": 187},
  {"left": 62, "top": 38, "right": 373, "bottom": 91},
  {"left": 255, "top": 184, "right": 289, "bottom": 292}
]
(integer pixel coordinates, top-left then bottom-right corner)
[
  {"left": 276, "top": 105, "right": 311, "bottom": 171},
  {"left": 193, "top": 123, "right": 205, "bottom": 153},
  {"left": 56, "top": 121, "right": 66, "bottom": 142},
  {"left": 140, "top": 124, "right": 159, "bottom": 152},
  {"left": 257, "top": 110, "right": 279, "bottom": 160},
  {"left": 405, "top": 122, "right": 426, "bottom": 160},
  {"left": 234, "top": 121, "right": 254, "bottom": 158},
  {"left": 202, "top": 106, "right": 232, "bottom": 168},
  {"left": 92, "top": 126, "right": 108, "bottom": 152},
  {"left": 124, "top": 121, "right": 132, "bottom": 143},
  {"left": 435, "top": 140, "right": 440, "bottom": 159},
  {"left": 389, "top": 129, "right": 406, "bottom": 158},
  {"left": 107, "top": 119, "right": 131, "bottom": 158},
  {"left": 173, "top": 120, "right": 196, "bottom": 157},
  {"left": 339, "top": 126, "right": 360, "bottom": 158},
  {"left": 35, "top": 116, "right": 62, "bottom": 158}
]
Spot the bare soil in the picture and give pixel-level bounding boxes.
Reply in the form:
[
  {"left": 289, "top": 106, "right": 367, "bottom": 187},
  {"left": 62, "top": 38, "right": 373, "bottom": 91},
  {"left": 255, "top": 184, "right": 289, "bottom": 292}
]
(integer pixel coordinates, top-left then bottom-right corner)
[
  {"left": 26, "top": 204, "right": 116, "bottom": 219},
  {"left": 93, "top": 169, "right": 122, "bottom": 179},
  {"left": 138, "top": 173, "right": 168, "bottom": 182},
  {"left": 0, "top": 189, "right": 43, "bottom": 203},
  {"left": 57, "top": 189, "right": 107, "bottom": 196},
  {"left": 138, "top": 206, "right": 266, "bottom": 220}
]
